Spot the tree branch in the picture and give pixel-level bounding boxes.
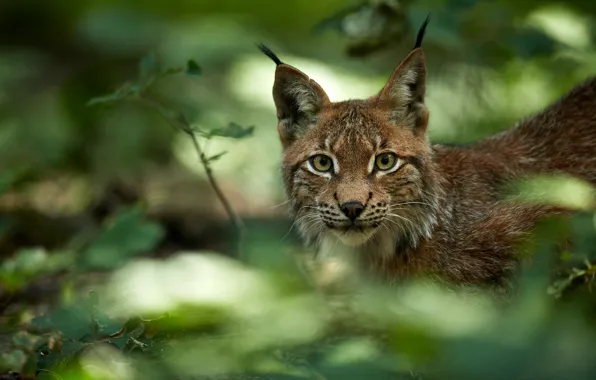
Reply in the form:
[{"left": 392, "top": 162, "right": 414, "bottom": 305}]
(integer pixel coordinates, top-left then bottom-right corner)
[{"left": 138, "top": 96, "right": 245, "bottom": 256}]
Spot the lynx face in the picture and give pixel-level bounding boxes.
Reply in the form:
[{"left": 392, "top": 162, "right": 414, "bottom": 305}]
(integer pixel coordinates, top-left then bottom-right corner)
[
  {"left": 263, "top": 34, "right": 439, "bottom": 255},
  {"left": 282, "top": 102, "right": 437, "bottom": 248}
]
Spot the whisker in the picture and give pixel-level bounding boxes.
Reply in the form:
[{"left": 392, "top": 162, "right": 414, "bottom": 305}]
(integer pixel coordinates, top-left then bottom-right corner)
[
  {"left": 387, "top": 207, "right": 408, "bottom": 212},
  {"left": 382, "top": 216, "right": 401, "bottom": 227},
  {"left": 388, "top": 201, "right": 433, "bottom": 208},
  {"left": 269, "top": 199, "right": 291, "bottom": 209},
  {"left": 317, "top": 187, "right": 333, "bottom": 199},
  {"left": 326, "top": 234, "right": 342, "bottom": 256},
  {"left": 305, "top": 219, "right": 325, "bottom": 233},
  {"left": 382, "top": 217, "right": 406, "bottom": 236},
  {"left": 297, "top": 214, "right": 322, "bottom": 224},
  {"left": 283, "top": 213, "right": 320, "bottom": 240},
  {"left": 295, "top": 204, "right": 319, "bottom": 214},
  {"left": 379, "top": 221, "right": 391, "bottom": 234},
  {"left": 386, "top": 213, "right": 416, "bottom": 227}
]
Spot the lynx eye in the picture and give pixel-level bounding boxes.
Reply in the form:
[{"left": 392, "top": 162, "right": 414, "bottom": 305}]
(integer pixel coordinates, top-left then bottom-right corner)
[
  {"left": 309, "top": 154, "right": 333, "bottom": 172},
  {"left": 375, "top": 153, "right": 398, "bottom": 171}
]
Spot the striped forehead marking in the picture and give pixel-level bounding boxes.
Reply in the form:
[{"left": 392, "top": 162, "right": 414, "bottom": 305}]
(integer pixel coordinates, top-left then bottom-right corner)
[{"left": 328, "top": 130, "right": 376, "bottom": 153}]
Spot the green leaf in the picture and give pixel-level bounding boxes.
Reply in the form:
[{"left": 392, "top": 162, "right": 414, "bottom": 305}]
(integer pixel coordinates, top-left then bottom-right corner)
[
  {"left": 162, "top": 67, "right": 184, "bottom": 76},
  {"left": 81, "top": 291, "right": 122, "bottom": 337},
  {"left": 61, "top": 340, "right": 87, "bottom": 356},
  {"left": 0, "top": 248, "right": 74, "bottom": 292},
  {"left": 206, "top": 122, "right": 254, "bottom": 139},
  {"left": 32, "top": 305, "right": 92, "bottom": 340},
  {"left": 79, "top": 207, "right": 164, "bottom": 270},
  {"left": 35, "top": 340, "right": 86, "bottom": 380},
  {"left": 87, "top": 83, "right": 139, "bottom": 106},
  {"left": 87, "top": 290, "right": 99, "bottom": 308},
  {"left": 123, "top": 317, "right": 143, "bottom": 334},
  {"left": 186, "top": 59, "right": 202, "bottom": 76},
  {"left": 206, "top": 151, "right": 228, "bottom": 163},
  {"left": 0, "top": 248, "right": 49, "bottom": 291},
  {"left": 94, "top": 310, "right": 123, "bottom": 336},
  {"left": 12, "top": 331, "right": 39, "bottom": 351},
  {"left": 0, "top": 349, "right": 26, "bottom": 373}
]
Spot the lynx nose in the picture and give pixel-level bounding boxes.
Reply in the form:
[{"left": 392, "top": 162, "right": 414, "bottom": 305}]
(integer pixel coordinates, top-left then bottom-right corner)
[{"left": 340, "top": 201, "right": 365, "bottom": 221}]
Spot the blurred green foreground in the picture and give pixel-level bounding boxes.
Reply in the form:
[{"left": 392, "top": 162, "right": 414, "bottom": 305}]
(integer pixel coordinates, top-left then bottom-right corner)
[{"left": 1, "top": 0, "right": 596, "bottom": 379}]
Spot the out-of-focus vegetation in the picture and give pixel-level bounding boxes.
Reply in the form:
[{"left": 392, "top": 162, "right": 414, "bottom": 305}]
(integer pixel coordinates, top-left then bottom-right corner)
[{"left": 1, "top": 0, "right": 596, "bottom": 379}]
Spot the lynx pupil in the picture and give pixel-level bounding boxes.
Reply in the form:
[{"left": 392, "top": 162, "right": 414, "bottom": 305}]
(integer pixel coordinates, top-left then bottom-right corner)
[{"left": 375, "top": 153, "right": 396, "bottom": 171}]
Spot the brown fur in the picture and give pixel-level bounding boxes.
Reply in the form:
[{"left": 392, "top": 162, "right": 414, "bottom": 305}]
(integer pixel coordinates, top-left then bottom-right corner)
[{"left": 261, "top": 42, "right": 596, "bottom": 290}]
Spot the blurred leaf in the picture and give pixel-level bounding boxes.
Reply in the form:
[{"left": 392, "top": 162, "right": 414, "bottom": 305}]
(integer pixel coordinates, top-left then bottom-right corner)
[
  {"left": 32, "top": 305, "right": 92, "bottom": 340},
  {"left": 569, "top": 212, "right": 596, "bottom": 261},
  {"left": 87, "top": 83, "right": 139, "bottom": 106},
  {"left": 0, "top": 349, "right": 26, "bottom": 373},
  {"left": 315, "top": 0, "right": 408, "bottom": 57},
  {"left": 547, "top": 264, "right": 593, "bottom": 298},
  {"left": 560, "top": 250, "right": 573, "bottom": 261},
  {"left": 0, "top": 248, "right": 49, "bottom": 291},
  {"left": 507, "top": 27, "right": 557, "bottom": 59},
  {"left": 315, "top": 0, "right": 405, "bottom": 40},
  {"left": 87, "top": 290, "right": 99, "bottom": 308},
  {"left": 94, "top": 310, "right": 123, "bottom": 337},
  {"left": 123, "top": 317, "right": 143, "bottom": 333},
  {"left": 206, "top": 122, "right": 254, "bottom": 139},
  {"left": 79, "top": 207, "right": 164, "bottom": 270},
  {"left": 508, "top": 174, "right": 595, "bottom": 210},
  {"left": 206, "top": 151, "right": 228, "bottom": 163},
  {"left": 186, "top": 59, "right": 202, "bottom": 76},
  {"left": 162, "top": 67, "right": 184, "bottom": 76},
  {"left": 314, "top": 3, "right": 368, "bottom": 35},
  {"left": 36, "top": 340, "right": 87, "bottom": 380},
  {"left": 12, "top": 331, "right": 40, "bottom": 351},
  {"left": 0, "top": 248, "right": 74, "bottom": 291},
  {"left": 323, "top": 338, "right": 380, "bottom": 366},
  {"left": 86, "top": 290, "right": 123, "bottom": 337}
]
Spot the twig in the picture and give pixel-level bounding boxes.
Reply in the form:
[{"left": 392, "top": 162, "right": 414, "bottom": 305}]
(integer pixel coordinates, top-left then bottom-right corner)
[
  {"left": 187, "top": 127, "right": 246, "bottom": 235},
  {"left": 138, "top": 96, "right": 246, "bottom": 257}
]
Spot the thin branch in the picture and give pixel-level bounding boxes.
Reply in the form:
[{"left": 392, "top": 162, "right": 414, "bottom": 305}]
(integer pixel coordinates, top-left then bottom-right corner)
[
  {"left": 187, "top": 127, "right": 246, "bottom": 233},
  {"left": 138, "top": 96, "right": 246, "bottom": 256}
]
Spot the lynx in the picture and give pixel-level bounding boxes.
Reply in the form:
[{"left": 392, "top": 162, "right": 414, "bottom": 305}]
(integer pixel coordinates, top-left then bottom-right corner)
[{"left": 259, "top": 18, "right": 596, "bottom": 290}]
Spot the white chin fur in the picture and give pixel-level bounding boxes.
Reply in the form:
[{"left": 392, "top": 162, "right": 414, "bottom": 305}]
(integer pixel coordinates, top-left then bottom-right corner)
[{"left": 332, "top": 229, "right": 375, "bottom": 246}]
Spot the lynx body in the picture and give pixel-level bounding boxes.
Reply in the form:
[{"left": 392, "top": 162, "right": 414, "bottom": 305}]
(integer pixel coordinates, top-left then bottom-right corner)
[{"left": 259, "top": 22, "right": 596, "bottom": 289}]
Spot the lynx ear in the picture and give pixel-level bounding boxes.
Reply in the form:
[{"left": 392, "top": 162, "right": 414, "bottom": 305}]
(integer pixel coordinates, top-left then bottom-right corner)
[
  {"left": 377, "top": 48, "right": 428, "bottom": 135},
  {"left": 258, "top": 43, "right": 330, "bottom": 147},
  {"left": 272, "top": 65, "right": 330, "bottom": 147},
  {"left": 377, "top": 15, "right": 430, "bottom": 135}
]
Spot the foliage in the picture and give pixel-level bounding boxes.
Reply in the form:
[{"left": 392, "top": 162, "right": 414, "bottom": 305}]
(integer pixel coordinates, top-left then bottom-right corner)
[
  {"left": 4, "top": 208, "right": 596, "bottom": 380},
  {"left": 2, "top": 0, "right": 596, "bottom": 379}
]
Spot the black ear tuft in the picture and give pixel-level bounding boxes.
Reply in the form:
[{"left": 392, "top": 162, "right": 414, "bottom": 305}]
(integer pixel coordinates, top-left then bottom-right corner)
[
  {"left": 257, "top": 43, "right": 284, "bottom": 66},
  {"left": 413, "top": 14, "right": 431, "bottom": 49}
]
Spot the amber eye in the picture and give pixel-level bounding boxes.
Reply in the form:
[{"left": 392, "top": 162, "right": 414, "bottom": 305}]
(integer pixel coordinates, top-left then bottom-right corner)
[
  {"left": 375, "top": 153, "right": 398, "bottom": 171},
  {"left": 309, "top": 154, "right": 333, "bottom": 172}
]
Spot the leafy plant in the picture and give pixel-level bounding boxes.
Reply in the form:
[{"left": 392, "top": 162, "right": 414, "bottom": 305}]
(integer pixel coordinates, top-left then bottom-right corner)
[{"left": 88, "top": 54, "right": 251, "bottom": 255}]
